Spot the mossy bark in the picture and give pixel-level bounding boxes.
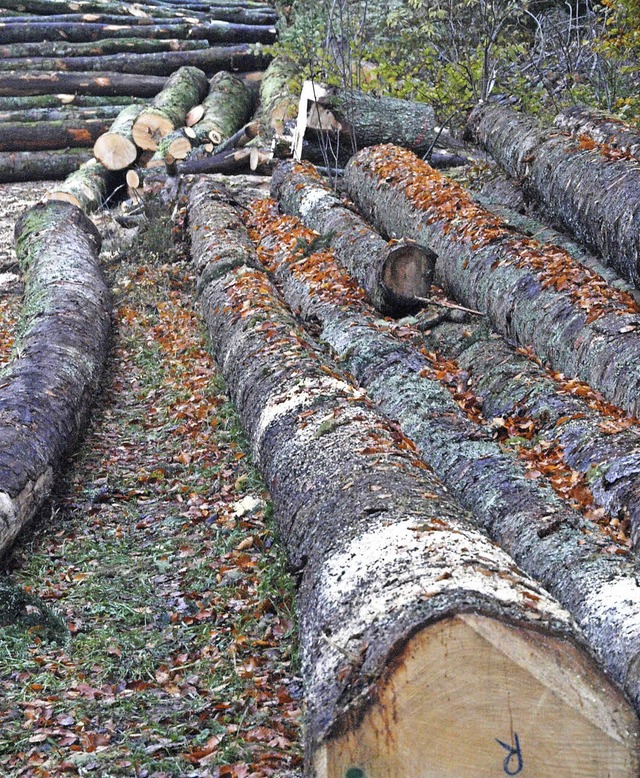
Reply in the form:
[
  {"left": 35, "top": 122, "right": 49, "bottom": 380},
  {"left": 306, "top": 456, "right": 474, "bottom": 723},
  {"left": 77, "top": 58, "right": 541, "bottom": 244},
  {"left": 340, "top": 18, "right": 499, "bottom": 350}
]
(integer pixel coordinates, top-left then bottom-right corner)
[
  {"left": 0, "top": 103, "right": 130, "bottom": 124},
  {"left": 188, "top": 179, "right": 618, "bottom": 767},
  {"left": 344, "top": 144, "right": 640, "bottom": 418},
  {"left": 0, "top": 201, "right": 110, "bottom": 553},
  {"left": 192, "top": 70, "right": 253, "bottom": 145},
  {"left": 0, "top": 94, "right": 146, "bottom": 110},
  {"left": 257, "top": 56, "right": 299, "bottom": 139},
  {"left": 0, "top": 36, "right": 208, "bottom": 59},
  {"left": 468, "top": 104, "right": 640, "bottom": 288},
  {"left": 247, "top": 196, "right": 640, "bottom": 713},
  {"left": 45, "top": 158, "right": 119, "bottom": 213}
]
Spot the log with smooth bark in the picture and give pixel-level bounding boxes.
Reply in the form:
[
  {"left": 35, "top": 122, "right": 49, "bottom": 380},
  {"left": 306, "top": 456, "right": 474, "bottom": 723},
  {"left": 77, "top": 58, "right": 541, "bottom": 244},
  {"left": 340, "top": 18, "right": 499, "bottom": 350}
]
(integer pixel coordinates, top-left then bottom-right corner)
[
  {"left": 0, "top": 44, "right": 270, "bottom": 77},
  {"left": 189, "top": 70, "right": 253, "bottom": 145},
  {"left": 0, "top": 149, "right": 92, "bottom": 183},
  {"left": 0, "top": 71, "right": 167, "bottom": 97},
  {"left": 0, "top": 94, "right": 146, "bottom": 111},
  {"left": 467, "top": 104, "right": 640, "bottom": 288},
  {"left": 132, "top": 66, "right": 208, "bottom": 150},
  {"left": 0, "top": 118, "right": 110, "bottom": 152},
  {"left": 44, "top": 159, "right": 119, "bottom": 212},
  {"left": 0, "top": 104, "right": 130, "bottom": 124},
  {"left": 271, "top": 160, "right": 436, "bottom": 315},
  {"left": 175, "top": 146, "right": 251, "bottom": 175},
  {"left": 93, "top": 104, "right": 143, "bottom": 171},
  {"left": 344, "top": 144, "right": 640, "bottom": 418},
  {"left": 554, "top": 104, "right": 640, "bottom": 161},
  {"left": 189, "top": 179, "right": 640, "bottom": 776},
  {"left": 0, "top": 36, "right": 208, "bottom": 59},
  {"left": 0, "top": 0, "right": 206, "bottom": 18},
  {"left": 0, "top": 201, "right": 110, "bottom": 553},
  {"left": 247, "top": 197, "right": 640, "bottom": 717}
]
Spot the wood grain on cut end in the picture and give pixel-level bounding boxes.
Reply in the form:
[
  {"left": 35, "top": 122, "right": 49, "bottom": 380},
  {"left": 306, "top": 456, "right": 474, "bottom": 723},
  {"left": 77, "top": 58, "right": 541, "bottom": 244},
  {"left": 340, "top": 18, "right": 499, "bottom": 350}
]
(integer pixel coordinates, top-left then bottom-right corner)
[
  {"left": 132, "top": 111, "right": 173, "bottom": 151},
  {"left": 383, "top": 240, "right": 436, "bottom": 300},
  {"left": 317, "top": 614, "right": 640, "bottom": 777},
  {"left": 93, "top": 132, "right": 137, "bottom": 170}
]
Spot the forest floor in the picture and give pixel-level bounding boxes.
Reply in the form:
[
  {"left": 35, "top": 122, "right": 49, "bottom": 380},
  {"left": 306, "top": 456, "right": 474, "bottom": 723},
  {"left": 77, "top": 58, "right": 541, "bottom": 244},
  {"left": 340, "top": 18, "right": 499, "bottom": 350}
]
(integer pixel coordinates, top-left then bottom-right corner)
[{"left": 0, "top": 181, "right": 303, "bottom": 777}]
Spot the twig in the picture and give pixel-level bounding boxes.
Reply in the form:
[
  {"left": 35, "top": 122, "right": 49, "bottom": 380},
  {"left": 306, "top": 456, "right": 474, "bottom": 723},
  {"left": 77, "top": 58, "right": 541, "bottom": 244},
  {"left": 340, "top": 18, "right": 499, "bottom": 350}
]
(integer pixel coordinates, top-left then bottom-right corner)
[{"left": 414, "top": 296, "right": 484, "bottom": 316}]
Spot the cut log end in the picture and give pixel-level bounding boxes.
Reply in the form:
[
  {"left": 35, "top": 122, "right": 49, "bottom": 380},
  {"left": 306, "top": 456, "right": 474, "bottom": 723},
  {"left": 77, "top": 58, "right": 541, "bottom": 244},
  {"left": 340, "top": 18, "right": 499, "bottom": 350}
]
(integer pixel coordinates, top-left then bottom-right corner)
[
  {"left": 132, "top": 113, "right": 173, "bottom": 151},
  {"left": 43, "top": 191, "right": 82, "bottom": 209},
  {"left": 383, "top": 240, "right": 436, "bottom": 303},
  {"left": 93, "top": 132, "right": 137, "bottom": 171},
  {"left": 185, "top": 103, "right": 205, "bottom": 127},
  {"left": 315, "top": 614, "right": 640, "bottom": 777}
]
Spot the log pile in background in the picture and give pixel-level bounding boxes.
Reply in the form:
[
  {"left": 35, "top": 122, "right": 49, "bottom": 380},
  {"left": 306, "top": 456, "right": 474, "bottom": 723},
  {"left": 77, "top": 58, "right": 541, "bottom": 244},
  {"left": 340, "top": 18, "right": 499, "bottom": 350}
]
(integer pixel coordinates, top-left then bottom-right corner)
[
  {"left": 467, "top": 103, "right": 640, "bottom": 289},
  {"left": 188, "top": 177, "right": 640, "bottom": 776}
]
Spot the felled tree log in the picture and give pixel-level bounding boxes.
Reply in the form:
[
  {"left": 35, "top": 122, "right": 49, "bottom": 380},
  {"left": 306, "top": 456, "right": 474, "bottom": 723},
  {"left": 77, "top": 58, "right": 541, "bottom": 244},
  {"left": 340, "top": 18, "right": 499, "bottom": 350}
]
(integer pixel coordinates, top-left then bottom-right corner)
[
  {"left": 257, "top": 56, "right": 299, "bottom": 141},
  {"left": 189, "top": 179, "right": 640, "bottom": 776},
  {"left": 146, "top": 128, "right": 194, "bottom": 169},
  {"left": 0, "top": 201, "right": 110, "bottom": 552},
  {"left": 0, "top": 20, "right": 277, "bottom": 45},
  {"left": 247, "top": 198, "right": 640, "bottom": 720},
  {"left": 0, "top": 44, "right": 270, "bottom": 77},
  {"left": 0, "top": 94, "right": 146, "bottom": 111},
  {"left": 554, "top": 105, "right": 640, "bottom": 161},
  {"left": 175, "top": 146, "right": 250, "bottom": 175},
  {"left": 44, "top": 159, "right": 119, "bottom": 212},
  {"left": 0, "top": 36, "right": 208, "bottom": 59},
  {"left": 0, "top": 149, "right": 92, "bottom": 183},
  {"left": 132, "top": 65, "right": 208, "bottom": 150},
  {"left": 344, "top": 144, "right": 640, "bottom": 418},
  {"left": 0, "top": 0, "right": 206, "bottom": 18},
  {"left": 467, "top": 104, "right": 640, "bottom": 288},
  {"left": 93, "top": 103, "right": 143, "bottom": 171},
  {"left": 0, "top": 71, "right": 167, "bottom": 97},
  {"left": 272, "top": 161, "right": 436, "bottom": 315},
  {"left": 188, "top": 70, "right": 253, "bottom": 145},
  {"left": 0, "top": 104, "right": 130, "bottom": 124},
  {"left": 0, "top": 118, "right": 110, "bottom": 152}
]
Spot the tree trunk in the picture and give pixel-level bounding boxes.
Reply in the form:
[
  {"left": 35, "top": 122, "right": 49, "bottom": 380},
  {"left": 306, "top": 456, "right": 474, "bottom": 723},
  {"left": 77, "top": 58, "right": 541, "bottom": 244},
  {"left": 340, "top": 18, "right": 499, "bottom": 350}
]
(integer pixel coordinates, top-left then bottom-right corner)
[
  {"left": 344, "top": 144, "right": 640, "bottom": 418},
  {"left": 0, "top": 103, "right": 131, "bottom": 124},
  {"left": 189, "top": 178, "right": 640, "bottom": 777},
  {"left": 0, "top": 20, "right": 277, "bottom": 45},
  {"left": 44, "top": 158, "right": 120, "bottom": 212},
  {"left": 0, "top": 36, "right": 209, "bottom": 59},
  {"left": 0, "top": 118, "right": 110, "bottom": 152},
  {"left": 146, "top": 128, "right": 194, "bottom": 168},
  {"left": 554, "top": 105, "right": 640, "bottom": 162},
  {"left": 132, "top": 66, "right": 208, "bottom": 150},
  {"left": 271, "top": 160, "right": 436, "bottom": 315},
  {"left": 257, "top": 56, "right": 299, "bottom": 141},
  {"left": 190, "top": 70, "right": 253, "bottom": 145},
  {"left": 0, "top": 71, "right": 167, "bottom": 97},
  {"left": 0, "top": 201, "right": 110, "bottom": 552},
  {"left": 0, "top": 149, "right": 92, "bottom": 183},
  {"left": 0, "top": 0, "right": 206, "bottom": 18},
  {"left": 0, "top": 44, "right": 270, "bottom": 77},
  {"left": 0, "top": 94, "right": 147, "bottom": 110},
  {"left": 93, "top": 103, "right": 143, "bottom": 171},
  {"left": 246, "top": 195, "right": 640, "bottom": 719},
  {"left": 210, "top": 119, "right": 260, "bottom": 154},
  {"left": 467, "top": 104, "right": 640, "bottom": 289},
  {"left": 176, "top": 146, "right": 251, "bottom": 175}
]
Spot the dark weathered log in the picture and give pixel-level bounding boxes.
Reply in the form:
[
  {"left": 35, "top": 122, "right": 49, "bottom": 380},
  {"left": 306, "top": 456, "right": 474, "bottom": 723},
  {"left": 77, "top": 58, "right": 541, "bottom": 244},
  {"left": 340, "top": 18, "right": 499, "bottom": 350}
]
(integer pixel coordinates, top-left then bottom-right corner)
[
  {"left": 0, "top": 94, "right": 146, "bottom": 111},
  {"left": 0, "top": 36, "right": 208, "bottom": 59},
  {"left": 176, "top": 146, "right": 250, "bottom": 175},
  {"left": 467, "top": 104, "right": 640, "bottom": 288},
  {"left": 0, "top": 104, "right": 131, "bottom": 124},
  {"left": 0, "top": 44, "right": 270, "bottom": 77},
  {"left": 0, "top": 71, "right": 167, "bottom": 98},
  {"left": 44, "top": 159, "right": 120, "bottom": 212},
  {"left": 344, "top": 144, "right": 640, "bottom": 418},
  {"left": 190, "top": 178, "right": 640, "bottom": 775},
  {"left": 247, "top": 197, "right": 640, "bottom": 722},
  {"left": 0, "top": 0, "right": 206, "bottom": 18},
  {"left": 210, "top": 119, "right": 260, "bottom": 154},
  {"left": 554, "top": 105, "right": 640, "bottom": 161},
  {"left": 0, "top": 118, "right": 110, "bottom": 152},
  {"left": 271, "top": 161, "right": 436, "bottom": 315},
  {"left": 189, "top": 70, "right": 253, "bottom": 145},
  {"left": 93, "top": 104, "right": 143, "bottom": 171},
  {"left": 0, "top": 20, "right": 276, "bottom": 45},
  {"left": 0, "top": 149, "right": 92, "bottom": 183},
  {"left": 0, "top": 201, "right": 110, "bottom": 552},
  {"left": 132, "top": 66, "right": 208, "bottom": 150}
]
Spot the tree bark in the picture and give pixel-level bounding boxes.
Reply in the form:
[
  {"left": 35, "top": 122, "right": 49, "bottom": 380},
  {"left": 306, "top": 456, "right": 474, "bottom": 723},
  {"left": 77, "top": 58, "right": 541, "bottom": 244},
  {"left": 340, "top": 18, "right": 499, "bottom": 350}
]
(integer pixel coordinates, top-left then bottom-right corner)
[
  {"left": 0, "top": 44, "right": 270, "bottom": 77},
  {"left": 247, "top": 196, "right": 640, "bottom": 717},
  {"left": 44, "top": 158, "right": 120, "bottom": 212},
  {"left": 0, "top": 36, "right": 209, "bottom": 59},
  {"left": 344, "top": 144, "right": 640, "bottom": 418},
  {"left": 146, "top": 128, "right": 194, "bottom": 168},
  {"left": 467, "top": 104, "right": 640, "bottom": 289},
  {"left": 132, "top": 66, "right": 208, "bottom": 150},
  {"left": 176, "top": 146, "right": 251, "bottom": 175},
  {"left": 0, "top": 94, "right": 147, "bottom": 110},
  {"left": 271, "top": 160, "right": 436, "bottom": 315},
  {"left": 0, "top": 71, "right": 167, "bottom": 98},
  {"left": 190, "top": 70, "right": 253, "bottom": 146},
  {"left": 189, "top": 178, "right": 640, "bottom": 776},
  {"left": 0, "top": 20, "right": 277, "bottom": 45},
  {"left": 0, "top": 118, "right": 110, "bottom": 152},
  {"left": 257, "top": 56, "right": 299, "bottom": 141},
  {"left": 0, "top": 149, "right": 92, "bottom": 183},
  {"left": 0, "top": 201, "right": 110, "bottom": 553},
  {"left": 0, "top": 0, "right": 207, "bottom": 18},
  {"left": 93, "top": 103, "right": 143, "bottom": 171},
  {"left": 0, "top": 103, "right": 132, "bottom": 124},
  {"left": 554, "top": 105, "right": 640, "bottom": 161}
]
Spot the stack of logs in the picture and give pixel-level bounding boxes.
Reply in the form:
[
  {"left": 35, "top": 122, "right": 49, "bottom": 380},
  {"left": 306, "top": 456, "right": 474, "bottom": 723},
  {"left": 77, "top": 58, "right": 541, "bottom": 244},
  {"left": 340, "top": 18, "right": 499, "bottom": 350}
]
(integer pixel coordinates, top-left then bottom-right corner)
[{"left": 0, "top": 0, "right": 277, "bottom": 182}]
